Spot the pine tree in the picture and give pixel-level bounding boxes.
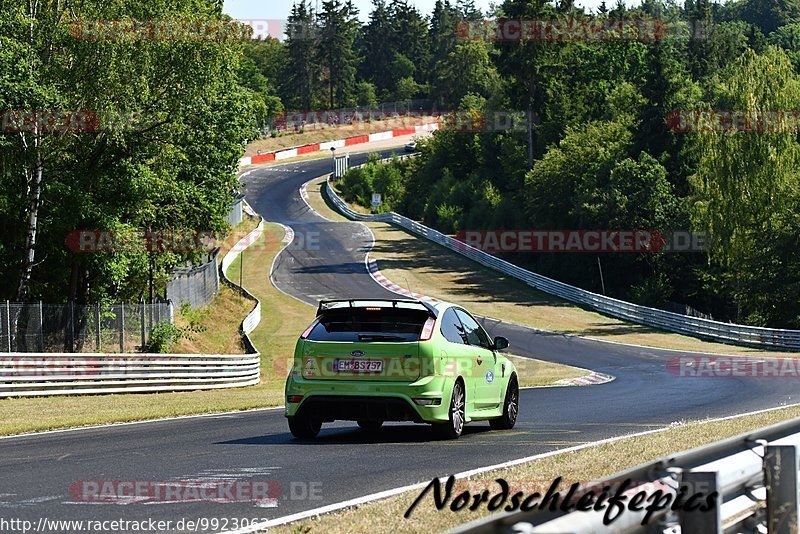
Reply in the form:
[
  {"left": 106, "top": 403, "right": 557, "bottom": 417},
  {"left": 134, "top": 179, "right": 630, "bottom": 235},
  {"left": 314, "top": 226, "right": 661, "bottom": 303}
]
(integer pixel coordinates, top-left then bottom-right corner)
[
  {"left": 359, "top": 0, "right": 395, "bottom": 97},
  {"left": 456, "top": 0, "right": 482, "bottom": 19},
  {"left": 283, "top": 1, "right": 319, "bottom": 110},
  {"left": 389, "top": 0, "right": 431, "bottom": 87},
  {"left": 318, "top": 0, "right": 360, "bottom": 109},
  {"left": 430, "top": 0, "right": 461, "bottom": 92},
  {"left": 689, "top": 0, "right": 716, "bottom": 79}
]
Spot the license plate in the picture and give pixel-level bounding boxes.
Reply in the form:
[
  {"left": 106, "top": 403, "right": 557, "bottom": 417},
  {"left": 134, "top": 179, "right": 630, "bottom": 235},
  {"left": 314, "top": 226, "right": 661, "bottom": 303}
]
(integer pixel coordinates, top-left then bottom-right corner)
[{"left": 333, "top": 359, "right": 383, "bottom": 373}]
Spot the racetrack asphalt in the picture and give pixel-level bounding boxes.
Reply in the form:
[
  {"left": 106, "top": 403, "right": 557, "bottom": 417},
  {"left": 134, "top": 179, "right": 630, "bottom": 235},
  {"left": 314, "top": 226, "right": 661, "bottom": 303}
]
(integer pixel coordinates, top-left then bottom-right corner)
[{"left": 2, "top": 148, "right": 799, "bottom": 532}]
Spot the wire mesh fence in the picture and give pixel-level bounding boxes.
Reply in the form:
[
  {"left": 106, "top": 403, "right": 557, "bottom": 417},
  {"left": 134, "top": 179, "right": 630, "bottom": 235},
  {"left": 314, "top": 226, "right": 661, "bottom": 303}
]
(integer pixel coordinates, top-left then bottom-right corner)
[
  {"left": 166, "top": 250, "right": 220, "bottom": 310},
  {"left": 0, "top": 301, "right": 172, "bottom": 353}
]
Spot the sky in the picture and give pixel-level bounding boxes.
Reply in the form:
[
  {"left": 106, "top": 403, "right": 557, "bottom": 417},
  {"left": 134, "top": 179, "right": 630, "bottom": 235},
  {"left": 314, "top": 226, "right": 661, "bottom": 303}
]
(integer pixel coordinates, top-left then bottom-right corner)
[{"left": 222, "top": 0, "right": 635, "bottom": 23}]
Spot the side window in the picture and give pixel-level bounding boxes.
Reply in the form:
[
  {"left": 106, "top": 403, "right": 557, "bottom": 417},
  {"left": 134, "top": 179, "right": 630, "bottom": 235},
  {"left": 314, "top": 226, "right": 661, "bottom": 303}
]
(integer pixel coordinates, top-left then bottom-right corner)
[
  {"left": 455, "top": 310, "right": 492, "bottom": 349},
  {"left": 440, "top": 309, "right": 467, "bottom": 345}
]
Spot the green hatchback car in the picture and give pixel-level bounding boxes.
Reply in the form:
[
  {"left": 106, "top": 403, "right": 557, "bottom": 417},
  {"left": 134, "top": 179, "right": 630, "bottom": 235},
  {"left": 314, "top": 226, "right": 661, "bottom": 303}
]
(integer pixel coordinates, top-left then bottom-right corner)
[{"left": 284, "top": 299, "right": 519, "bottom": 439}]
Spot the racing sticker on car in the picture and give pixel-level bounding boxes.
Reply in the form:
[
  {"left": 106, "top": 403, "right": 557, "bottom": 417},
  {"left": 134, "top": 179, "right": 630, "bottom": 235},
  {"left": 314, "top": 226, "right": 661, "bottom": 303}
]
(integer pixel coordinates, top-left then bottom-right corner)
[{"left": 486, "top": 370, "right": 495, "bottom": 384}]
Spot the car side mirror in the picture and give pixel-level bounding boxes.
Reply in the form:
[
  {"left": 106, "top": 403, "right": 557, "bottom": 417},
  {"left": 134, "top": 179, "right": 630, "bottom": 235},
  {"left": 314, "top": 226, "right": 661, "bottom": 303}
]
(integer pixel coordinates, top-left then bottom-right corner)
[{"left": 493, "top": 336, "right": 509, "bottom": 351}]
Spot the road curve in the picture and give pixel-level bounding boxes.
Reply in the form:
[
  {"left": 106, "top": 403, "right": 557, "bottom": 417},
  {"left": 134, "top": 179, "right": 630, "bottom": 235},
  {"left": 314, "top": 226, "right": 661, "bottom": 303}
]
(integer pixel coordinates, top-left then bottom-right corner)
[{"left": 2, "top": 148, "right": 799, "bottom": 532}]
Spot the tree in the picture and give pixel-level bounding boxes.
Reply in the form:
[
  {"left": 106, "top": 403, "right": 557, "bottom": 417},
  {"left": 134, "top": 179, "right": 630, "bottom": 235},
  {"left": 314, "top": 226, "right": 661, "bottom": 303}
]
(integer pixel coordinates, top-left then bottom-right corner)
[
  {"left": 494, "top": 0, "right": 555, "bottom": 167},
  {"left": 283, "top": 1, "right": 319, "bottom": 110},
  {"left": 318, "top": 0, "right": 360, "bottom": 109},
  {"left": 691, "top": 47, "right": 800, "bottom": 323},
  {"left": 740, "top": 0, "right": 800, "bottom": 36},
  {"left": 389, "top": 0, "right": 431, "bottom": 87},
  {"left": 429, "top": 0, "right": 461, "bottom": 90},
  {"left": 433, "top": 41, "right": 499, "bottom": 107},
  {"left": 358, "top": 0, "right": 395, "bottom": 97},
  {"left": 0, "top": 1, "right": 257, "bottom": 305}
]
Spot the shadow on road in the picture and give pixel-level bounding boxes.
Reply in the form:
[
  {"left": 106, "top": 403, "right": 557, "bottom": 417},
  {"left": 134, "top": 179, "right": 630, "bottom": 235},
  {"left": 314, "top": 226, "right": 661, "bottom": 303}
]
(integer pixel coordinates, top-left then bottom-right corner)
[{"left": 215, "top": 423, "right": 495, "bottom": 446}]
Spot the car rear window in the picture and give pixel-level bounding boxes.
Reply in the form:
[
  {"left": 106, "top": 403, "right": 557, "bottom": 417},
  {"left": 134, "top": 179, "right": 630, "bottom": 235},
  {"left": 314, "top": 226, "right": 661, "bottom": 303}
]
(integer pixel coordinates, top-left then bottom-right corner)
[{"left": 307, "top": 307, "right": 430, "bottom": 342}]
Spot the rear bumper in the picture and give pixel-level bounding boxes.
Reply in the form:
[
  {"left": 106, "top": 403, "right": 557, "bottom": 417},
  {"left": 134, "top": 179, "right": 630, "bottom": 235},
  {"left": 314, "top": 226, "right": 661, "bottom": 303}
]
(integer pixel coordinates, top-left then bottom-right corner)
[
  {"left": 284, "top": 375, "right": 451, "bottom": 423},
  {"left": 293, "top": 395, "right": 425, "bottom": 423}
]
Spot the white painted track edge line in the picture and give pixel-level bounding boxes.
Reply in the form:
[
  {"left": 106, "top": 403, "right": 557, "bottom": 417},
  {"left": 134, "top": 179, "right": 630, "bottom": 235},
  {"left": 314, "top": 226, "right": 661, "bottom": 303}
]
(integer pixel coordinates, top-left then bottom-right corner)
[{"left": 0, "top": 405, "right": 285, "bottom": 441}]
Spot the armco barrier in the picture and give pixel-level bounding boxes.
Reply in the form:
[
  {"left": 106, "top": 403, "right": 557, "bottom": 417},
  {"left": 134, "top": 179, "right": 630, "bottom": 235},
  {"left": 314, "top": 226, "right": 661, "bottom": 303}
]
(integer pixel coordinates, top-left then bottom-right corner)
[
  {"left": 220, "top": 210, "right": 265, "bottom": 353},
  {"left": 0, "top": 353, "right": 260, "bottom": 397},
  {"left": 0, "top": 214, "right": 265, "bottom": 398},
  {"left": 325, "top": 173, "right": 800, "bottom": 351},
  {"left": 451, "top": 415, "right": 800, "bottom": 533}
]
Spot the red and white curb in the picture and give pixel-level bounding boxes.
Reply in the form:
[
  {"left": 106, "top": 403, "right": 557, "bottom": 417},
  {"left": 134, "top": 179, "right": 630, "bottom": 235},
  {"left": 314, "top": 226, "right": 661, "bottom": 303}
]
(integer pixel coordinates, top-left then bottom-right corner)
[
  {"left": 367, "top": 260, "right": 439, "bottom": 303},
  {"left": 555, "top": 371, "right": 615, "bottom": 387},
  {"left": 239, "top": 122, "right": 438, "bottom": 167}
]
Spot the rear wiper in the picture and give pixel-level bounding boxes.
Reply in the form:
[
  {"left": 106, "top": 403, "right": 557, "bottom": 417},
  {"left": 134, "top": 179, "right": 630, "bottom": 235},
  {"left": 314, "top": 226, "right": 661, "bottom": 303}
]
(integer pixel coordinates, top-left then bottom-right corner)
[{"left": 358, "top": 334, "right": 406, "bottom": 342}]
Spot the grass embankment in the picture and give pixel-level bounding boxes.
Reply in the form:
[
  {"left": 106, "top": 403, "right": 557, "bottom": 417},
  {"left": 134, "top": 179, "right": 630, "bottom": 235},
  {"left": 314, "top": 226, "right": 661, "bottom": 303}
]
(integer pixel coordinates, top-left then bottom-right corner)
[
  {"left": 307, "top": 177, "right": 798, "bottom": 357},
  {"left": 268, "top": 404, "right": 800, "bottom": 534},
  {"left": 245, "top": 115, "right": 437, "bottom": 156},
  {"left": 0, "top": 221, "right": 304, "bottom": 436}
]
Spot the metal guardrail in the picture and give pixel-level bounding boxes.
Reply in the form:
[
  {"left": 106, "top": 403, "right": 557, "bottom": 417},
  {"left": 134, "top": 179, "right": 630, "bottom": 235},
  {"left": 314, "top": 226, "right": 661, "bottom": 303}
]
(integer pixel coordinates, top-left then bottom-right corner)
[
  {"left": 0, "top": 353, "right": 260, "bottom": 397},
  {"left": 449, "top": 415, "right": 800, "bottom": 533},
  {"left": 220, "top": 213, "right": 265, "bottom": 353},
  {"left": 0, "top": 214, "right": 265, "bottom": 398},
  {"left": 325, "top": 172, "right": 800, "bottom": 351}
]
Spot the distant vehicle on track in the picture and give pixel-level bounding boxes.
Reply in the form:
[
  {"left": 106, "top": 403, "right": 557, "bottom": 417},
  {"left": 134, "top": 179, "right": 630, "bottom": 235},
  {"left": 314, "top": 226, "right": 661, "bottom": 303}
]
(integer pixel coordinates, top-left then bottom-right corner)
[
  {"left": 285, "top": 299, "right": 518, "bottom": 440},
  {"left": 404, "top": 141, "right": 417, "bottom": 152}
]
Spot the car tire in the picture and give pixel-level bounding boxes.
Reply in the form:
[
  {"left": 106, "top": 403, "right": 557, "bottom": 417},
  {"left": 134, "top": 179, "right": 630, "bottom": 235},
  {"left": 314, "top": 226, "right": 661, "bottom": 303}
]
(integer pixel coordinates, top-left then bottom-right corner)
[
  {"left": 490, "top": 376, "right": 519, "bottom": 431},
  {"left": 357, "top": 420, "right": 383, "bottom": 432},
  {"left": 433, "top": 380, "right": 465, "bottom": 440},
  {"left": 288, "top": 414, "right": 322, "bottom": 439}
]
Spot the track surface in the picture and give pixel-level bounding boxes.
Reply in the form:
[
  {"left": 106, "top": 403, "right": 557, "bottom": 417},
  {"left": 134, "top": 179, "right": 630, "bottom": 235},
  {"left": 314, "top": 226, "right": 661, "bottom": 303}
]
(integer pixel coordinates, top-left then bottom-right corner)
[{"left": 3, "top": 149, "right": 800, "bottom": 532}]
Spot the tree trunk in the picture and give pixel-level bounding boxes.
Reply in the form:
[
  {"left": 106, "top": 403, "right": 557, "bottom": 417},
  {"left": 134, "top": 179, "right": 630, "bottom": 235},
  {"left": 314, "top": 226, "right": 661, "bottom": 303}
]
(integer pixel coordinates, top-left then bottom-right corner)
[{"left": 16, "top": 154, "right": 43, "bottom": 302}]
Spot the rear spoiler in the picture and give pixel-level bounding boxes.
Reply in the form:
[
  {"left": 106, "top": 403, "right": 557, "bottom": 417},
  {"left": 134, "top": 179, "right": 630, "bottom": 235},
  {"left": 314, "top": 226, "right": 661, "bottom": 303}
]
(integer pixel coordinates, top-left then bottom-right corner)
[{"left": 317, "top": 299, "right": 438, "bottom": 318}]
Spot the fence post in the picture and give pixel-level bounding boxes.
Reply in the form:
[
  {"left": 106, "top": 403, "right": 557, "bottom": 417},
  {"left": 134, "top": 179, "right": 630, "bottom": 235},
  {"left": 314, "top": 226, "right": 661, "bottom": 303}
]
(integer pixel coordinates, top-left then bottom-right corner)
[
  {"left": 68, "top": 301, "right": 75, "bottom": 353},
  {"left": 119, "top": 304, "right": 125, "bottom": 353},
  {"left": 766, "top": 444, "right": 800, "bottom": 533},
  {"left": 5, "top": 300, "right": 10, "bottom": 353},
  {"left": 140, "top": 301, "right": 146, "bottom": 349},
  {"left": 38, "top": 301, "right": 44, "bottom": 352},
  {"left": 95, "top": 303, "right": 101, "bottom": 351}
]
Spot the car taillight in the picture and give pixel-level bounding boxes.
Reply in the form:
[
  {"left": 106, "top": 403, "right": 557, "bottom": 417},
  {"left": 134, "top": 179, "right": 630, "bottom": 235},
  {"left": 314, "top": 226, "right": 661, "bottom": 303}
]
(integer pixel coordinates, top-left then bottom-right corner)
[
  {"left": 300, "top": 320, "right": 318, "bottom": 339},
  {"left": 287, "top": 395, "right": 304, "bottom": 403},
  {"left": 419, "top": 317, "right": 436, "bottom": 341}
]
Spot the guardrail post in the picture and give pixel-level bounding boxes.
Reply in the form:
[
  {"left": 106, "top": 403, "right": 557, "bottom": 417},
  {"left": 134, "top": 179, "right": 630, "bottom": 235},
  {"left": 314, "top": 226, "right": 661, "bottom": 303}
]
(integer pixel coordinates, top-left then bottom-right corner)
[
  {"left": 119, "top": 304, "right": 125, "bottom": 353},
  {"left": 679, "top": 471, "right": 721, "bottom": 533},
  {"left": 5, "top": 300, "right": 11, "bottom": 352},
  {"left": 766, "top": 444, "right": 800, "bottom": 533},
  {"left": 95, "top": 303, "right": 101, "bottom": 351}
]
